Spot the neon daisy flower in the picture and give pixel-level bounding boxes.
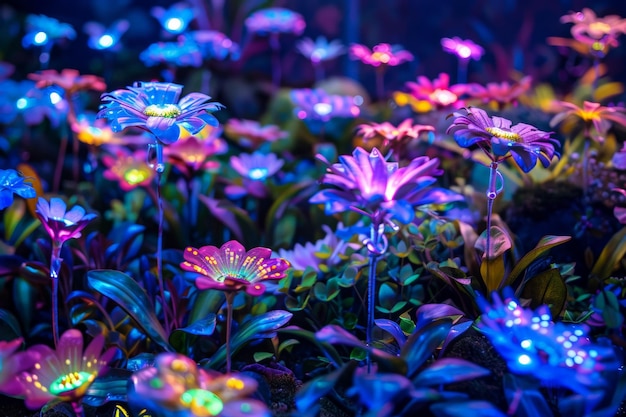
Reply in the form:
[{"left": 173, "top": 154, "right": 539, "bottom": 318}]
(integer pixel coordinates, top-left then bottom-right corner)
[
  {"left": 0, "top": 168, "right": 37, "bottom": 210},
  {"left": 561, "top": 8, "right": 626, "bottom": 55},
  {"left": 20, "top": 329, "right": 115, "bottom": 411},
  {"left": 405, "top": 73, "right": 468, "bottom": 110},
  {"left": 139, "top": 41, "right": 203, "bottom": 68},
  {"left": 35, "top": 197, "right": 97, "bottom": 247},
  {"left": 83, "top": 19, "right": 129, "bottom": 51},
  {"left": 297, "top": 36, "right": 346, "bottom": 64},
  {"left": 356, "top": 118, "right": 435, "bottom": 157},
  {"left": 310, "top": 147, "right": 446, "bottom": 225},
  {"left": 0, "top": 338, "right": 39, "bottom": 396},
  {"left": 447, "top": 107, "right": 559, "bottom": 172},
  {"left": 465, "top": 76, "right": 532, "bottom": 109},
  {"left": 224, "top": 119, "right": 288, "bottom": 149},
  {"left": 441, "top": 37, "right": 484, "bottom": 61},
  {"left": 28, "top": 68, "right": 106, "bottom": 96},
  {"left": 102, "top": 148, "right": 155, "bottom": 191},
  {"left": 245, "top": 7, "right": 306, "bottom": 36},
  {"left": 151, "top": 2, "right": 195, "bottom": 35},
  {"left": 22, "top": 14, "right": 76, "bottom": 48},
  {"left": 549, "top": 100, "right": 626, "bottom": 144},
  {"left": 181, "top": 240, "right": 291, "bottom": 296},
  {"left": 98, "top": 81, "right": 224, "bottom": 145},
  {"left": 349, "top": 43, "right": 414, "bottom": 67}
]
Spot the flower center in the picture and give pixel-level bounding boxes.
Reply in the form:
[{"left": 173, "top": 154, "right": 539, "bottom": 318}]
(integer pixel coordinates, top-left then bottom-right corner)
[
  {"left": 124, "top": 168, "right": 149, "bottom": 185},
  {"left": 144, "top": 104, "right": 181, "bottom": 118},
  {"left": 372, "top": 51, "right": 391, "bottom": 64},
  {"left": 49, "top": 371, "right": 94, "bottom": 396},
  {"left": 180, "top": 389, "right": 224, "bottom": 416},
  {"left": 485, "top": 126, "right": 522, "bottom": 142},
  {"left": 430, "top": 89, "right": 457, "bottom": 106},
  {"left": 588, "top": 21, "right": 612, "bottom": 36}
]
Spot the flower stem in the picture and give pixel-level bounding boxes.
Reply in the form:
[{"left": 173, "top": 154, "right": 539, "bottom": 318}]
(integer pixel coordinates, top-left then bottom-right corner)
[
  {"left": 485, "top": 162, "right": 500, "bottom": 282},
  {"left": 71, "top": 401, "right": 85, "bottom": 417},
  {"left": 225, "top": 292, "right": 235, "bottom": 374},
  {"left": 375, "top": 68, "right": 385, "bottom": 101},
  {"left": 457, "top": 58, "right": 469, "bottom": 84},
  {"left": 50, "top": 243, "right": 63, "bottom": 347},
  {"left": 365, "top": 222, "right": 383, "bottom": 373},
  {"left": 53, "top": 124, "right": 69, "bottom": 192}
]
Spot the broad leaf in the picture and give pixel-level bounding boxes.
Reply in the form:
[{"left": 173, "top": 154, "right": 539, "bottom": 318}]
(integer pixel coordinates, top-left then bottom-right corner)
[
  {"left": 520, "top": 268, "right": 567, "bottom": 317},
  {"left": 503, "top": 374, "right": 553, "bottom": 417},
  {"left": 504, "top": 235, "right": 571, "bottom": 288},
  {"left": 413, "top": 358, "right": 490, "bottom": 386},
  {"left": 401, "top": 319, "right": 452, "bottom": 378},
  {"left": 376, "top": 318, "right": 407, "bottom": 347},
  {"left": 590, "top": 227, "right": 626, "bottom": 287},
  {"left": 296, "top": 362, "right": 356, "bottom": 413}
]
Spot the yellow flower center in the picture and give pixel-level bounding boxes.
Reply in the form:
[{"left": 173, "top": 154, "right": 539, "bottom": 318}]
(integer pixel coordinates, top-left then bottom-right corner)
[
  {"left": 144, "top": 104, "right": 181, "bottom": 118},
  {"left": 49, "top": 371, "right": 94, "bottom": 396},
  {"left": 485, "top": 126, "right": 522, "bottom": 142},
  {"left": 124, "top": 168, "right": 150, "bottom": 185},
  {"left": 588, "top": 21, "right": 612, "bottom": 35},
  {"left": 372, "top": 51, "right": 391, "bottom": 64}
]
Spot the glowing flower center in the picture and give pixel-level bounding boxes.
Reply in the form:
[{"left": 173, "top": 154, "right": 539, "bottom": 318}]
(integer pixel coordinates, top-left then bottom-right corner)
[
  {"left": 124, "top": 168, "right": 149, "bottom": 185},
  {"left": 144, "top": 104, "right": 181, "bottom": 118},
  {"left": 588, "top": 21, "right": 612, "bottom": 36},
  {"left": 372, "top": 51, "right": 391, "bottom": 64},
  {"left": 49, "top": 371, "right": 93, "bottom": 395},
  {"left": 248, "top": 167, "right": 268, "bottom": 180},
  {"left": 578, "top": 110, "right": 600, "bottom": 122},
  {"left": 430, "top": 89, "right": 458, "bottom": 106},
  {"left": 456, "top": 45, "right": 472, "bottom": 59},
  {"left": 485, "top": 126, "right": 522, "bottom": 142},
  {"left": 180, "top": 389, "right": 224, "bottom": 416}
]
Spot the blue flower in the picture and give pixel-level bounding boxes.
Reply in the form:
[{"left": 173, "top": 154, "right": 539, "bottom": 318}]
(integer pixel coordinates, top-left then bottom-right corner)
[
  {"left": 0, "top": 169, "right": 37, "bottom": 210},
  {"left": 151, "top": 2, "right": 195, "bottom": 35},
  {"left": 245, "top": 7, "right": 305, "bottom": 36},
  {"left": 22, "top": 14, "right": 76, "bottom": 48},
  {"left": 179, "top": 31, "right": 240, "bottom": 61},
  {"left": 98, "top": 82, "right": 224, "bottom": 145},
  {"left": 83, "top": 20, "right": 129, "bottom": 51},
  {"left": 139, "top": 41, "right": 202, "bottom": 68},
  {"left": 0, "top": 80, "right": 67, "bottom": 127}
]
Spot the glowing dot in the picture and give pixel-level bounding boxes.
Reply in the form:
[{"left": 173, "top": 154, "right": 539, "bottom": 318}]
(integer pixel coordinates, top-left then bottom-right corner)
[
  {"left": 226, "top": 377, "right": 245, "bottom": 390},
  {"left": 313, "top": 103, "right": 332, "bottom": 116},
  {"left": 567, "top": 350, "right": 576, "bottom": 358},
  {"left": 98, "top": 34, "right": 114, "bottom": 49},
  {"left": 540, "top": 314, "right": 550, "bottom": 321},
  {"left": 520, "top": 339, "right": 532, "bottom": 349},
  {"left": 180, "top": 389, "right": 223, "bottom": 415},
  {"left": 34, "top": 32, "right": 48, "bottom": 45},
  {"left": 517, "top": 354, "right": 532, "bottom": 365},
  {"left": 563, "top": 341, "right": 573, "bottom": 349},
  {"left": 457, "top": 45, "right": 472, "bottom": 59},
  {"left": 165, "top": 17, "right": 183, "bottom": 32},
  {"left": 569, "top": 335, "right": 578, "bottom": 342},
  {"left": 16, "top": 98, "right": 28, "bottom": 109},
  {"left": 248, "top": 167, "right": 268, "bottom": 180},
  {"left": 49, "top": 92, "right": 63, "bottom": 105},
  {"left": 574, "top": 329, "right": 584, "bottom": 336},
  {"left": 574, "top": 356, "right": 584, "bottom": 365},
  {"left": 589, "top": 350, "right": 598, "bottom": 358},
  {"left": 565, "top": 358, "right": 574, "bottom": 367}
]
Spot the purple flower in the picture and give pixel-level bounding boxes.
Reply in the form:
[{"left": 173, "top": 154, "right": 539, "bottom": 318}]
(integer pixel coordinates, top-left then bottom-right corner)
[
  {"left": 139, "top": 41, "right": 203, "bottom": 68},
  {"left": 83, "top": 19, "right": 129, "bottom": 51},
  {"left": 181, "top": 240, "right": 291, "bottom": 296},
  {"left": 447, "top": 107, "right": 560, "bottom": 172},
  {"left": 20, "top": 329, "right": 115, "bottom": 409},
  {"left": 291, "top": 88, "right": 361, "bottom": 122},
  {"left": 224, "top": 119, "right": 288, "bottom": 149},
  {"left": 441, "top": 37, "right": 484, "bottom": 61},
  {"left": 349, "top": 43, "right": 414, "bottom": 67},
  {"left": 231, "top": 151, "right": 284, "bottom": 181},
  {"left": 0, "top": 169, "right": 37, "bottom": 209},
  {"left": 35, "top": 197, "right": 96, "bottom": 246},
  {"left": 245, "top": 7, "right": 305, "bottom": 36},
  {"left": 98, "top": 82, "right": 224, "bottom": 145},
  {"left": 151, "top": 2, "right": 195, "bottom": 35},
  {"left": 22, "top": 14, "right": 76, "bottom": 48},
  {"left": 477, "top": 290, "right": 619, "bottom": 394},
  {"left": 296, "top": 37, "right": 346, "bottom": 64},
  {"left": 310, "top": 147, "right": 444, "bottom": 224},
  {"left": 0, "top": 338, "right": 39, "bottom": 396},
  {"left": 179, "top": 30, "right": 240, "bottom": 61}
]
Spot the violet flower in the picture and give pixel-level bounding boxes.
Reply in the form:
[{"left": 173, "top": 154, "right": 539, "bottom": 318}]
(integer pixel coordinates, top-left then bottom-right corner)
[
  {"left": 349, "top": 43, "right": 414, "bottom": 67},
  {"left": 179, "top": 30, "right": 240, "bottom": 61},
  {"left": 245, "top": 7, "right": 306, "bottom": 36},
  {"left": 561, "top": 8, "right": 626, "bottom": 55},
  {"left": 0, "top": 338, "right": 39, "bottom": 397},
  {"left": 297, "top": 36, "right": 346, "bottom": 64},
  {"left": 0, "top": 168, "right": 37, "bottom": 210},
  {"left": 36, "top": 197, "right": 96, "bottom": 247},
  {"left": 465, "top": 76, "right": 532, "bottom": 110},
  {"left": 224, "top": 118, "right": 288, "bottom": 150},
  {"left": 20, "top": 329, "right": 115, "bottom": 414},
  {"left": 441, "top": 37, "right": 484, "bottom": 61},
  {"left": 291, "top": 88, "right": 361, "bottom": 122},
  {"left": 98, "top": 82, "right": 223, "bottom": 145},
  {"left": 231, "top": 151, "right": 284, "bottom": 181}
]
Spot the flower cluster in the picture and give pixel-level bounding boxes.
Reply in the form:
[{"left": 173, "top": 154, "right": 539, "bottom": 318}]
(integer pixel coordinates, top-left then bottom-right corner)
[{"left": 561, "top": 8, "right": 626, "bottom": 55}]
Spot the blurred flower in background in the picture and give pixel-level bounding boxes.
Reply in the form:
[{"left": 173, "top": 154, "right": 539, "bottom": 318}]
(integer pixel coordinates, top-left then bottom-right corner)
[
  {"left": 151, "top": 2, "right": 195, "bottom": 35},
  {"left": 83, "top": 19, "right": 129, "bottom": 51},
  {"left": 245, "top": 7, "right": 306, "bottom": 36}
]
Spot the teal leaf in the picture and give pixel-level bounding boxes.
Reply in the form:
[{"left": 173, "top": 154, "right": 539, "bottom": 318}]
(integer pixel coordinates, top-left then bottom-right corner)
[
  {"left": 87, "top": 269, "right": 173, "bottom": 352},
  {"left": 413, "top": 358, "right": 490, "bottom": 386},
  {"left": 401, "top": 319, "right": 452, "bottom": 379},
  {"left": 83, "top": 368, "right": 133, "bottom": 406},
  {"left": 0, "top": 309, "right": 22, "bottom": 341}
]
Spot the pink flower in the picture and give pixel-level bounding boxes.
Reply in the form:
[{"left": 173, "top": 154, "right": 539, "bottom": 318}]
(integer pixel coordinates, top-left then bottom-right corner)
[
  {"left": 165, "top": 126, "right": 226, "bottom": 177},
  {"left": 181, "top": 240, "right": 291, "bottom": 296},
  {"left": 441, "top": 37, "right": 484, "bottom": 61},
  {"left": 561, "top": 8, "right": 626, "bottom": 54},
  {"left": 349, "top": 43, "right": 414, "bottom": 67},
  {"left": 224, "top": 119, "right": 288, "bottom": 149},
  {"left": 405, "top": 73, "right": 468, "bottom": 109},
  {"left": 550, "top": 100, "right": 626, "bottom": 144},
  {"left": 20, "top": 329, "right": 115, "bottom": 409},
  {"left": 465, "top": 76, "right": 532, "bottom": 109},
  {"left": 102, "top": 148, "right": 155, "bottom": 191},
  {"left": 356, "top": 119, "right": 435, "bottom": 158},
  {"left": 0, "top": 338, "right": 39, "bottom": 396},
  {"left": 28, "top": 68, "right": 106, "bottom": 96},
  {"left": 36, "top": 198, "right": 96, "bottom": 246}
]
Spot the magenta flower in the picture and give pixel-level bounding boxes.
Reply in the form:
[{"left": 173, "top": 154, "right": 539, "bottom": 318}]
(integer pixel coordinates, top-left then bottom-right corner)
[
  {"left": 349, "top": 43, "right": 414, "bottom": 67},
  {"left": 549, "top": 100, "right": 626, "bottom": 144},
  {"left": 0, "top": 338, "right": 39, "bottom": 396},
  {"left": 20, "top": 329, "right": 115, "bottom": 410},
  {"left": 98, "top": 82, "right": 224, "bottom": 145},
  {"left": 36, "top": 197, "right": 96, "bottom": 246},
  {"left": 181, "top": 240, "right": 291, "bottom": 296},
  {"left": 291, "top": 88, "right": 361, "bottom": 122},
  {"left": 165, "top": 128, "right": 227, "bottom": 177},
  {"left": 245, "top": 7, "right": 305, "bottom": 36},
  {"left": 447, "top": 107, "right": 559, "bottom": 172},
  {"left": 28, "top": 69, "right": 107, "bottom": 96},
  {"left": 561, "top": 8, "right": 626, "bottom": 53},
  {"left": 356, "top": 119, "right": 435, "bottom": 157},
  {"left": 310, "top": 147, "right": 445, "bottom": 224},
  {"left": 405, "top": 73, "right": 468, "bottom": 109},
  {"left": 296, "top": 37, "right": 346, "bottom": 64},
  {"left": 465, "top": 76, "right": 532, "bottom": 109},
  {"left": 224, "top": 119, "right": 288, "bottom": 149},
  {"left": 441, "top": 37, "right": 484, "bottom": 61}
]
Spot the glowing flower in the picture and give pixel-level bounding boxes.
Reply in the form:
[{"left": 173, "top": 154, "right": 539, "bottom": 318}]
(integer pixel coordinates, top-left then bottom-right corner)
[
  {"left": 0, "top": 80, "right": 67, "bottom": 127},
  {"left": 297, "top": 37, "right": 346, "bottom": 64},
  {"left": 181, "top": 240, "right": 291, "bottom": 295},
  {"left": 102, "top": 148, "right": 155, "bottom": 191},
  {"left": 28, "top": 69, "right": 106, "bottom": 96},
  {"left": 151, "top": 2, "right": 195, "bottom": 35},
  {"left": 291, "top": 88, "right": 361, "bottom": 122},
  {"left": 477, "top": 290, "right": 619, "bottom": 394},
  {"left": 231, "top": 151, "right": 284, "bottom": 181},
  {"left": 441, "top": 37, "right": 484, "bottom": 61},
  {"left": 129, "top": 352, "right": 270, "bottom": 416},
  {"left": 0, "top": 338, "right": 39, "bottom": 396},
  {"left": 22, "top": 14, "right": 76, "bottom": 48},
  {"left": 349, "top": 43, "right": 414, "bottom": 67},
  {"left": 405, "top": 73, "right": 468, "bottom": 109},
  {"left": 139, "top": 41, "right": 203, "bottom": 68},
  {"left": 165, "top": 127, "right": 227, "bottom": 177},
  {"left": 0, "top": 168, "right": 37, "bottom": 210},
  {"left": 245, "top": 7, "right": 306, "bottom": 36},
  {"left": 83, "top": 19, "right": 129, "bottom": 51},
  {"left": 356, "top": 119, "right": 435, "bottom": 156},
  {"left": 224, "top": 119, "right": 288, "bottom": 149},
  {"left": 549, "top": 100, "right": 626, "bottom": 144},
  {"left": 179, "top": 30, "right": 240, "bottom": 61},
  {"left": 447, "top": 107, "right": 559, "bottom": 172},
  {"left": 35, "top": 197, "right": 96, "bottom": 246},
  {"left": 71, "top": 113, "right": 149, "bottom": 147},
  {"left": 310, "top": 147, "right": 445, "bottom": 224},
  {"left": 98, "top": 81, "right": 224, "bottom": 145},
  {"left": 20, "top": 329, "right": 115, "bottom": 410},
  {"left": 561, "top": 8, "right": 626, "bottom": 54},
  {"left": 465, "top": 76, "right": 532, "bottom": 109}
]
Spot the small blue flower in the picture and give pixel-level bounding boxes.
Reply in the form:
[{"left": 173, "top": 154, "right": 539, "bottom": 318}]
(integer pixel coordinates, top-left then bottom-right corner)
[
  {"left": 83, "top": 20, "right": 129, "bottom": 51},
  {"left": 0, "top": 169, "right": 37, "bottom": 210},
  {"left": 0, "top": 80, "right": 67, "bottom": 127},
  {"left": 151, "top": 2, "right": 195, "bottom": 35},
  {"left": 139, "top": 41, "right": 202, "bottom": 68},
  {"left": 179, "top": 31, "right": 240, "bottom": 61},
  {"left": 22, "top": 14, "right": 76, "bottom": 48}
]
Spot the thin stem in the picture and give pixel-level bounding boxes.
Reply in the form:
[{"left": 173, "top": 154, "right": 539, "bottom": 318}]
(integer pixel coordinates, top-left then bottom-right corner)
[
  {"left": 313, "top": 62, "right": 324, "bottom": 83},
  {"left": 53, "top": 124, "right": 69, "bottom": 192},
  {"left": 457, "top": 58, "right": 469, "bottom": 84},
  {"left": 375, "top": 68, "right": 385, "bottom": 101},
  {"left": 485, "top": 162, "right": 500, "bottom": 284},
  {"left": 50, "top": 243, "right": 63, "bottom": 347},
  {"left": 366, "top": 251, "right": 378, "bottom": 373},
  {"left": 582, "top": 136, "right": 590, "bottom": 198},
  {"left": 225, "top": 292, "right": 235, "bottom": 373}
]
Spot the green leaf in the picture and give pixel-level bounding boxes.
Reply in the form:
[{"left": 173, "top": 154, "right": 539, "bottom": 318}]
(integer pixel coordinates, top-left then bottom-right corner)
[
  {"left": 590, "top": 227, "right": 626, "bottom": 286},
  {"left": 272, "top": 212, "right": 297, "bottom": 248},
  {"left": 378, "top": 282, "right": 399, "bottom": 311},
  {"left": 169, "top": 314, "right": 217, "bottom": 351},
  {"left": 279, "top": 326, "right": 343, "bottom": 368},
  {"left": 476, "top": 226, "right": 512, "bottom": 292},
  {"left": 87, "top": 269, "right": 173, "bottom": 352},
  {"left": 413, "top": 358, "right": 490, "bottom": 386},
  {"left": 520, "top": 268, "right": 567, "bottom": 317},
  {"left": 189, "top": 290, "right": 224, "bottom": 324},
  {"left": 253, "top": 351, "right": 274, "bottom": 362},
  {"left": 504, "top": 235, "right": 571, "bottom": 288}
]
